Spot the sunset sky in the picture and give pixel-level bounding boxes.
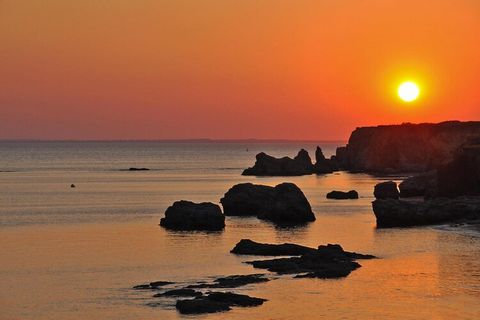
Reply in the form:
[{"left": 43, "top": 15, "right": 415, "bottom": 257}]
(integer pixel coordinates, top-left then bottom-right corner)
[{"left": 1, "top": 0, "right": 479, "bottom": 140}]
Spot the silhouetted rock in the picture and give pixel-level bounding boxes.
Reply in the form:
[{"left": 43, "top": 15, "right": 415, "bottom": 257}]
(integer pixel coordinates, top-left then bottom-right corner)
[
  {"left": 372, "top": 197, "right": 480, "bottom": 227},
  {"left": 220, "top": 183, "right": 315, "bottom": 224},
  {"left": 231, "top": 239, "right": 317, "bottom": 256},
  {"left": 154, "top": 289, "right": 202, "bottom": 297},
  {"left": 335, "top": 121, "right": 480, "bottom": 173},
  {"left": 326, "top": 190, "right": 359, "bottom": 200},
  {"left": 128, "top": 167, "right": 150, "bottom": 171},
  {"left": 374, "top": 181, "right": 399, "bottom": 199},
  {"left": 160, "top": 201, "right": 225, "bottom": 231},
  {"left": 70, "top": 184, "right": 76, "bottom": 188},
  {"left": 175, "top": 292, "right": 267, "bottom": 314},
  {"left": 186, "top": 274, "right": 269, "bottom": 289},
  {"left": 246, "top": 243, "right": 375, "bottom": 279},
  {"left": 242, "top": 149, "right": 314, "bottom": 176},
  {"left": 313, "top": 146, "right": 338, "bottom": 174},
  {"left": 133, "top": 281, "right": 174, "bottom": 290},
  {"left": 399, "top": 172, "right": 437, "bottom": 198}
]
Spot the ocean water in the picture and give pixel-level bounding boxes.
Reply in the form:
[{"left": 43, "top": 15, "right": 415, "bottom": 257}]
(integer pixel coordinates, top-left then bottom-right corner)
[{"left": 0, "top": 141, "right": 479, "bottom": 320}]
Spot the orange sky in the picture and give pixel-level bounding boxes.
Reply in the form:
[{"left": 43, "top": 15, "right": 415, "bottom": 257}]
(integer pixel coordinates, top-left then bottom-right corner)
[{"left": 1, "top": 0, "right": 479, "bottom": 140}]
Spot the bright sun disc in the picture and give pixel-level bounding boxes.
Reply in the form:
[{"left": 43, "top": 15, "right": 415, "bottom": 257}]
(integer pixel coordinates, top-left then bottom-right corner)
[{"left": 398, "top": 81, "right": 420, "bottom": 102}]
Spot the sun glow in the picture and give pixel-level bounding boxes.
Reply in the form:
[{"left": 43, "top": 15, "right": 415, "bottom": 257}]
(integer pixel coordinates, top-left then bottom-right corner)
[{"left": 398, "top": 81, "right": 420, "bottom": 102}]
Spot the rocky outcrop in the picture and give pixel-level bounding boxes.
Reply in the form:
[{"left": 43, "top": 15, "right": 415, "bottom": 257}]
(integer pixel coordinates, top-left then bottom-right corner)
[
  {"left": 176, "top": 292, "right": 267, "bottom": 314},
  {"left": 231, "top": 239, "right": 317, "bottom": 256},
  {"left": 326, "top": 190, "right": 359, "bottom": 200},
  {"left": 399, "top": 172, "right": 437, "bottom": 198},
  {"left": 154, "top": 289, "right": 202, "bottom": 297},
  {"left": 336, "top": 121, "right": 480, "bottom": 174},
  {"left": 160, "top": 201, "right": 225, "bottom": 231},
  {"left": 372, "top": 197, "right": 480, "bottom": 228},
  {"left": 242, "top": 147, "right": 336, "bottom": 176},
  {"left": 186, "top": 274, "right": 269, "bottom": 289},
  {"left": 245, "top": 243, "right": 375, "bottom": 279},
  {"left": 373, "top": 181, "right": 399, "bottom": 199},
  {"left": 220, "top": 183, "right": 315, "bottom": 224}
]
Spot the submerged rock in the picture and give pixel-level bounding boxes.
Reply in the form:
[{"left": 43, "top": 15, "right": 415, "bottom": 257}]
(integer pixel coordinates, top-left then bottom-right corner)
[
  {"left": 133, "top": 281, "right": 174, "bottom": 290},
  {"left": 154, "top": 289, "right": 202, "bottom": 297},
  {"left": 220, "top": 183, "right": 315, "bottom": 224},
  {"left": 160, "top": 201, "right": 225, "bottom": 231},
  {"left": 231, "top": 239, "right": 316, "bottom": 256},
  {"left": 372, "top": 197, "right": 480, "bottom": 227},
  {"left": 175, "top": 292, "right": 267, "bottom": 314},
  {"left": 373, "top": 181, "right": 399, "bottom": 199},
  {"left": 186, "top": 274, "right": 269, "bottom": 289},
  {"left": 326, "top": 190, "right": 359, "bottom": 200}
]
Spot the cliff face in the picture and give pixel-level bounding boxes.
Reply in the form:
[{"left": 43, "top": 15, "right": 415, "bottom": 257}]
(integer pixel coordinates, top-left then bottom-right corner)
[{"left": 337, "top": 121, "right": 480, "bottom": 173}]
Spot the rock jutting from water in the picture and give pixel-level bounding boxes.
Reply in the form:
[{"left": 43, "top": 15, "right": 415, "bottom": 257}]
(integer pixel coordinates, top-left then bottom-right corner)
[
  {"left": 326, "top": 190, "right": 359, "bottom": 200},
  {"left": 242, "top": 147, "right": 337, "bottom": 176},
  {"left": 373, "top": 181, "right": 399, "bottom": 199},
  {"left": 160, "top": 201, "right": 225, "bottom": 231},
  {"left": 186, "top": 274, "right": 270, "bottom": 289},
  {"left": 232, "top": 239, "right": 375, "bottom": 279},
  {"left": 175, "top": 292, "right": 267, "bottom": 314},
  {"left": 220, "top": 182, "right": 315, "bottom": 224}
]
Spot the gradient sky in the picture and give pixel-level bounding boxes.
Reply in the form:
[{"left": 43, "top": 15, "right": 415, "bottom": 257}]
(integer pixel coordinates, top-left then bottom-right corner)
[{"left": 1, "top": 0, "right": 479, "bottom": 140}]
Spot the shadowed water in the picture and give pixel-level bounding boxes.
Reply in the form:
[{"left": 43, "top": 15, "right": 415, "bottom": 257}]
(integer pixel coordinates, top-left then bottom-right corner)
[{"left": 0, "top": 142, "right": 479, "bottom": 319}]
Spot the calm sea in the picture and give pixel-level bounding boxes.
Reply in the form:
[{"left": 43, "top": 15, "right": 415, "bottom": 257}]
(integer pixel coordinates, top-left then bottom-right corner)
[{"left": 0, "top": 141, "right": 479, "bottom": 319}]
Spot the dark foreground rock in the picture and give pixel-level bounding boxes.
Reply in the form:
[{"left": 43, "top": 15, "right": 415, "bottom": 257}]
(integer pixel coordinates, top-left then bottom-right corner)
[
  {"left": 326, "top": 190, "right": 359, "bottom": 200},
  {"left": 372, "top": 197, "right": 480, "bottom": 227},
  {"left": 186, "top": 274, "right": 269, "bottom": 289},
  {"left": 242, "top": 147, "right": 337, "bottom": 176},
  {"left": 175, "top": 292, "right": 267, "bottom": 314},
  {"left": 231, "top": 239, "right": 316, "bottom": 256},
  {"left": 374, "top": 181, "right": 399, "bottom": 199},
  {"left": 160, "top": 201, "right": 225, "bottom": 231},
  {"left": 399, "top": 172, "right": 437, "bottom": 198},
  {"left": 240, "top": 241, "right": 375, "bottom": 279},
  {"left": 220, "top": 183, "right": 315, "bottom": 224}
]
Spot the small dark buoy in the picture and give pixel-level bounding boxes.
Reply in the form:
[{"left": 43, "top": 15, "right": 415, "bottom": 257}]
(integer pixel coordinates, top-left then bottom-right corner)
[{"left": 71, "top": 184, "right": 76, "bottom": 188}]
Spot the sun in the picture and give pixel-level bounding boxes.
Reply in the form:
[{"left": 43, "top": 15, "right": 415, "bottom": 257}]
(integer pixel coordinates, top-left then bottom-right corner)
[{"left": 397, "top": 81, "right": 420, "bottom": 102}]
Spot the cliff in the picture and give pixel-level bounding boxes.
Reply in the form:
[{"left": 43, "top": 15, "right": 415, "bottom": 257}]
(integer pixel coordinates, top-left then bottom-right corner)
[{"left": 336, "top": 121, "right": 480, "bottom": 174}]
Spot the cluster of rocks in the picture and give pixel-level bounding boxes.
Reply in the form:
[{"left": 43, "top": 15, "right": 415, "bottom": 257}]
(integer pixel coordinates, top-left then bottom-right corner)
[
  {"left": 242, "top": 146, "right": 338, "bottom": 176},
  {"left": 160, "top": 182, "right": 315, "bottom": 231},
  {"left": 133, "top": 239, "right": 375, "bottom": 314},
  {"left": 371, "top": 143, "right": 480, "bottom": 227}
]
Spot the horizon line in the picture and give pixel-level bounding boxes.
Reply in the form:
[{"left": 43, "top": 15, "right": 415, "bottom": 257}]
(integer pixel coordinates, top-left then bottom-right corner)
[{"left": 0, "top": 138, "right": 348, "bottom": 143}]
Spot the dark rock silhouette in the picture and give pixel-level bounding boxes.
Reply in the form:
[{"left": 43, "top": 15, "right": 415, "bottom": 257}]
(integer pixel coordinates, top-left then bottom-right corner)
[
  {"left": 175, "top": 292, "right": 267, "bottom": 314},
  {"left": 133, "top": 281, "right": 174, "bottom": 290},
  {"left": 245, "top": 243, "right": 375, "bottom": 279},
  {"left": 220, "top": 183, "right": 315, "bottom": 224},
  {"left": 335, "top": 121, "right": 480, "bottom": 173},
  {"left": 160, "top": 201, "right": 225, "bottom": 231},
  {"left": 242, "top": 146, "right": 336, "bottom": 176},
  {"left": 186, "top": 274, "right": 269, "bottom": 289},
  {"left": 231, "top": 239, "right": 316, "bottom": 256},
  {"left": 128, "top": 167, "right": 150, "bottom": 171},
  {"left": 326, "top": 190, "right": 359, "bottom": 200},
  {"left": 372, "top": 197, "right": 480, "bottom": 228},
  {"left": 70, "top": 184, "right": 76, "bottom": 188},
  {"left": 374, "top": 181, "right": 399, "bottom": 199},
  {"left": 154, "top": 289, "right": 202, "bottom": 297},
  {"left": 399, "top": 172, "right": 437, "bottom": 198}
]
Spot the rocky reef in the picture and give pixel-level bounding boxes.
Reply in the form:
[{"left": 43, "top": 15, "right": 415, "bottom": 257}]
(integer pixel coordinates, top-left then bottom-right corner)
[
  {"left": 220, "top": 182, "right": 315, "bottom": 224},
  {"left": 160, "top": 201, "right": 225, "bottom": 231},
  {"left": 335, "top": 121, "right": 480, "bottom": 174},
  {"left": 242, "top": 146, "right": 337, "bottom": 176}
]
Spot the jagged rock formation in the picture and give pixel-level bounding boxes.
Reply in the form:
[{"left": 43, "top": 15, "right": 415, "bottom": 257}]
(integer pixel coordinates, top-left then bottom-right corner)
[{"left": 242, "top": 147, "right": 336, "bottom": 176}]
